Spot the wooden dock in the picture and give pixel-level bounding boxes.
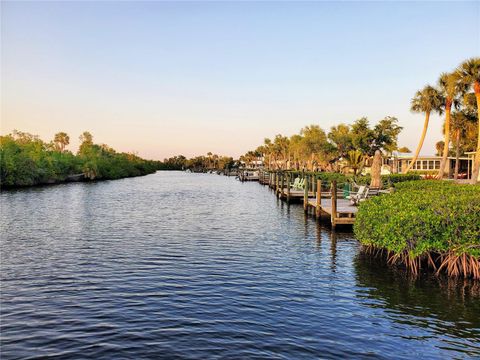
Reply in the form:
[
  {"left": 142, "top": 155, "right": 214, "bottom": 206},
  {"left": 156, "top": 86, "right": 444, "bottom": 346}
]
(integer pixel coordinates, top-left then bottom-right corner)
[
  {"left": 304, "top": 180, "right": 357, "bottom": 227},
  {"left": 259, "top": 170, "right": 270, "bottom": 185},
  {"left": 305, "top": 197, "right": 357, "bottom": 226},
  {"left": 267, "top": 172, "right": 358, "bottom": 227}
]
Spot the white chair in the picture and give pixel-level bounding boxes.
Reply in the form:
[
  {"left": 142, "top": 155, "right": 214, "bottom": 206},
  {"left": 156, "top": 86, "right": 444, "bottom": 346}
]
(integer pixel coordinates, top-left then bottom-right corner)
[{"left": 347, "top": 186, "right": 368, "bottom": 205}]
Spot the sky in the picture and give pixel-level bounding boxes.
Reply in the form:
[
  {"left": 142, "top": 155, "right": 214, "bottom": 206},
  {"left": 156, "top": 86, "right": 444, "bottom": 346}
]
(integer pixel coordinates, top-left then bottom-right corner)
[{"left": 1, "top": 1, "right": 479, "bottom": 160}]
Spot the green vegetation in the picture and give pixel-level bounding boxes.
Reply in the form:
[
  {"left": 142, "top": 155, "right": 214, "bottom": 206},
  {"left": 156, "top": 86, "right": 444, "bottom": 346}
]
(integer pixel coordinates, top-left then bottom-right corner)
[
  {"left": 243, "top": 116, "right": 403, "bottom": 173},
  {"left": 0, "top": 130, "right": 160, "bottom": 188},
  {"left": 354, "top": 181, "right": 480, "bottom": 278},
  {"left": 354, "top": 173, "right": 421, "bottom": 188},
  {"left": 407, "top": 58, "right": 479, "bottom": 182},
  {"left": 159, "top": 153, "right": 235, "bottom": 172},
  {"left": 238, "top": 57, "right": 480, "bottom": 183}
]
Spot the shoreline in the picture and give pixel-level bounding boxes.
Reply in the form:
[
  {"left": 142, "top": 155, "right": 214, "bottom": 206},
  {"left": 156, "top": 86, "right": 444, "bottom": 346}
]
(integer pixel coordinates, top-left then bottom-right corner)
[{"left": 0, "top": 170, "right": 158, "bottom": 191}]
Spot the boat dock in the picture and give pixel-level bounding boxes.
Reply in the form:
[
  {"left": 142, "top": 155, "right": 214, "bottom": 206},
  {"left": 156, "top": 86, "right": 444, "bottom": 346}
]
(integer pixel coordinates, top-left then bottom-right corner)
[
  {"left": 257, "top": 171, "right": 358, "bottom": 227},
  {"left": 303, "top": 180, "right": 357, "bottom": 227},
  {"left": 238, "top": 170, "right": 358, "bottom": 227}
]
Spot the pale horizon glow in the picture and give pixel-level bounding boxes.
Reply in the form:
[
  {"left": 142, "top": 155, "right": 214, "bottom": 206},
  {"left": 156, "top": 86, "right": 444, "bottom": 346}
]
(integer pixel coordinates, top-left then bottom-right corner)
[{"left": 1, "top": 1, "right": 479, "bottom": 160}]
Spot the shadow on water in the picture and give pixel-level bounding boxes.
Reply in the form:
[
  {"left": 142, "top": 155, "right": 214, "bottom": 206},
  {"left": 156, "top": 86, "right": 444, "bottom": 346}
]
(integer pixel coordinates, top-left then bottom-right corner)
[{"left": 354, "top": 252, "right": 480, "bottom": 343}]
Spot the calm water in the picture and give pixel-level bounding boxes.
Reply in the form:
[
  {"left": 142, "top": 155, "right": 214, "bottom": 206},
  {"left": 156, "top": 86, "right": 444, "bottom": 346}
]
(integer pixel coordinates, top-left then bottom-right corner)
[{"left": 1, "top": 171, "right": 479, "bottom": 359}]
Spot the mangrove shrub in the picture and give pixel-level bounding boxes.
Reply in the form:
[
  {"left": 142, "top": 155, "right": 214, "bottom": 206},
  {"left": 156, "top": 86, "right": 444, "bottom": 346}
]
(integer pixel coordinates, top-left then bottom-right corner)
[{"left": 354, "top": 181, "right": 480, "bottom": 278}]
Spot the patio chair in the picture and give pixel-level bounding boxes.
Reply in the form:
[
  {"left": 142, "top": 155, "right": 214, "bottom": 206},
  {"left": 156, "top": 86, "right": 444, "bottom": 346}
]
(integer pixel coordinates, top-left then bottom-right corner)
[
  {"left": 346, "top": 185, "right": 368, "bottom": 205},
  {"left": 293, "top": 178, "right": 305, "bottom": 190}
]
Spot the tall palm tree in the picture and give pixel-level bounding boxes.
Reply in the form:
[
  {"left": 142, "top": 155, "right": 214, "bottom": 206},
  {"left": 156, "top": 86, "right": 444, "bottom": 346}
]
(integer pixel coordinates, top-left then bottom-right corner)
[
  {"left": 263, "top": 138, "right": 273, "bottom": 169},
  {"left": 404, "top": 85, "right": 444, "bottom": 173},
  {"left": 457, "top": 57, "right": 480, "bottom": 183},
  {"left": 450, "top": 110, "right": 475, "bottom": 179},
  {"left": 437, "top": 72, "right": 463, "bottom": 179}
]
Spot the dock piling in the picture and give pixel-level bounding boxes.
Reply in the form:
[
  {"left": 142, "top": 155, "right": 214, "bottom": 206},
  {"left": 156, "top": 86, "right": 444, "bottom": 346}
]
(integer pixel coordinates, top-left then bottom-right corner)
[
  {"left": 331, "top": 180, "right": 337, "bottom": 228},
  {"left": 304, "top": 175, "right": 308, "bottom": 212},
  {"left": 316, "top": 179, "right": 321, "bottom": 218},
  {"left": 286, "top": 172, "right": 291, "bottom": 203}
]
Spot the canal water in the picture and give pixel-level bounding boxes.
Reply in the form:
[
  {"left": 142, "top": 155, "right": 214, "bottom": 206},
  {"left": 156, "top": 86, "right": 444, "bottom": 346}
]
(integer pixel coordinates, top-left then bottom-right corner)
[{"left": 1, "top": 171, "right": 479, "bottom": 359}]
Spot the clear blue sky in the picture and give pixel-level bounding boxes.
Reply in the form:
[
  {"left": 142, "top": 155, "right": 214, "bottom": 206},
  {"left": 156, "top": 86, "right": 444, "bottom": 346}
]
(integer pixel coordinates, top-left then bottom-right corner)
[{"left": 2, "top": 1, "right": 479, "bottom": 159}]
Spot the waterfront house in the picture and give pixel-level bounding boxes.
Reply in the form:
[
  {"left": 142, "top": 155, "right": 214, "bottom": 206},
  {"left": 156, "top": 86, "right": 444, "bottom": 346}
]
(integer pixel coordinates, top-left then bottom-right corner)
[{"left": 388, "top": 152, "right": 474, "bottom": 179}]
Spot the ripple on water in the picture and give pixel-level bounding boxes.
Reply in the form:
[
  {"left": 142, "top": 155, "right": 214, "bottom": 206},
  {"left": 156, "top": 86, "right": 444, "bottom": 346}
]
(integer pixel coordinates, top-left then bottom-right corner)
[{"left": 1, "top": 172, "right": 479, "bottom": 359}]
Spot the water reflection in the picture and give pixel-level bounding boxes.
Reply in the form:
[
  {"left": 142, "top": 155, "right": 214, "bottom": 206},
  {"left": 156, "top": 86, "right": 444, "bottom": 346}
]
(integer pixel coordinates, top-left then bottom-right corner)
[
  {"left": 354, "top": 253, "right": 480, "bottom": 354},
  {"left": 1, "top": 172, "right": 479, "bottom": 359}
]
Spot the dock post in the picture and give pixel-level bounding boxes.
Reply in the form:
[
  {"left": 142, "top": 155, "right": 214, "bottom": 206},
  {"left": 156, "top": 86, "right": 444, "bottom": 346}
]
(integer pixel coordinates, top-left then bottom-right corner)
[
  {"left": 275, "top": 172, "right": 279, "bottom": 193},
  {"left": 280, "top": 172, "right": 285, "bottom": 199},
  {"left": 331, "top": 180, "right": 337, "bottom": 228},
  {"left": 316, "top": 179, "right": 321, "bottom": 218},
  {"left": 286, "top": 172, "right": 290, "bottom": 203},
  {"left": 304, "top": 175, "right": 309, "bottom": 212}
]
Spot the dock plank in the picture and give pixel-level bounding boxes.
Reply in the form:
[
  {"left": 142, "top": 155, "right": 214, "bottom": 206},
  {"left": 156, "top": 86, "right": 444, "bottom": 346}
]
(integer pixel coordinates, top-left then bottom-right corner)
[{"left": 307, "top": 198, "right": 358, "bottom": 215}]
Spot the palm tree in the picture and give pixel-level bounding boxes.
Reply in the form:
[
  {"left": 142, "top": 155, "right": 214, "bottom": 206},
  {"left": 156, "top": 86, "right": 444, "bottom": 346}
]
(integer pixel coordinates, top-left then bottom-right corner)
[
  {"left": 457, "top": 57, "right": 480, "bottom": 183},
  {"left": 435, "top": 141, "right": 444, "bottom": 156},
  {"left": 207, "top": 152, "right": 212, "bottom": 169},
  {"left": 404, "top": 85, "right": 444, "bottom": 173},
  {"left": 273, "top": 135, "right": 289, "bottom": 170},
  {"left": 450, "top": 111, "right": 474, "bottom": 179},
  {"left": 437, "top": 72, "right": 463, "bottom": 179},
  {"left": 346, "top": 150, "right": 364, "bottom": 175},
  {"left": 53, "top": 132, "right": 70, "bottom": 152}
]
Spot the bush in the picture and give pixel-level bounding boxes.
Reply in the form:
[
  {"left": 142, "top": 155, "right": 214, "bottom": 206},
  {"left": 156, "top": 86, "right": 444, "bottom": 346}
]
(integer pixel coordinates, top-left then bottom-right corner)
[
  {"left": 354, "top": 181, "right": 480, "bottom": 277},
  {"left": 355, "top": 173, "right": 421, "bottom": 187}
]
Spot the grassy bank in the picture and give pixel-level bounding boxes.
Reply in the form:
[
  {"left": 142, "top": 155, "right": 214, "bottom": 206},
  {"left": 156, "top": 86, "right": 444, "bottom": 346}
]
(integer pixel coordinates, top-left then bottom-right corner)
[
  {"left": 354, "top": 181, "right": 480, "bottom": 279},
  {"left": 0, "top": 131, "right": 160, "bottom": 188}
]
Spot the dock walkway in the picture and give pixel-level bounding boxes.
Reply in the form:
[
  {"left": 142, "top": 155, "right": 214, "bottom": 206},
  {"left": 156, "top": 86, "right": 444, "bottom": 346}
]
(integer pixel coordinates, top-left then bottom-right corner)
[{"left": 267, "top": 172, "right": 359, "bottom": 227}]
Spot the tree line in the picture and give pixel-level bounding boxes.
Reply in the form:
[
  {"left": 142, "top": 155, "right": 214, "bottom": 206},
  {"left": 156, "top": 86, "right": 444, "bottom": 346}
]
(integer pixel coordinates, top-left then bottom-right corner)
[
  {"left": 0, "top": 130, "right": 161, "bottom": 187},
  {"left": 159, "top": 152, "right": 235, "bottom": 171},
  {"left": 240, "top": 57, "right": 479, "bottom": 183},
  {"left": 241, "top": 116, "right": 403, "bottom": 175}
]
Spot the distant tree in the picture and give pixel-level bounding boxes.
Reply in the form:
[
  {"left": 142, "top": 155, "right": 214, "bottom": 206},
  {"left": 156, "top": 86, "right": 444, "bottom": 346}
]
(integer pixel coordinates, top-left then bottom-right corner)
[
  {"left": 346, "top": 150, "right": 364, "bottom": 175},
  {"left": 299, "top": 125, "right": 333, "bottom": 170},
  {"left": 272, "top": 134, "right": 290, "bottom": 170},
  {"left": 53, "top": 132, "right": 70, "bottom": 152},
  {"left": 78, "top": 131, "right": 94, "bottom": 156},
  {"left": 451, "top": 110, "right": 477, "bottom": 179},
  {"left": 372, "top": 116, "right": 403, "bottom": 154},
  {"left": 435, "top": 141, "right": 445, "bottom": 156},
  {"left": 79, "top": 131, "right": 93, "bottom": 144},
  {"left": 328, "top": 123, "right": 354, "bottom": 158},
  {"left": 207, "top": 152, "right": 213, "bottom": 169},
  {"left": 397, "top": 146, "right": 411, "bottom": 153},
  {"left": 351, "top": 117, "right": 375, "bottom": 155},
  {"left": 350, "top": 117, "right": 402, "bottom": 157}
]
